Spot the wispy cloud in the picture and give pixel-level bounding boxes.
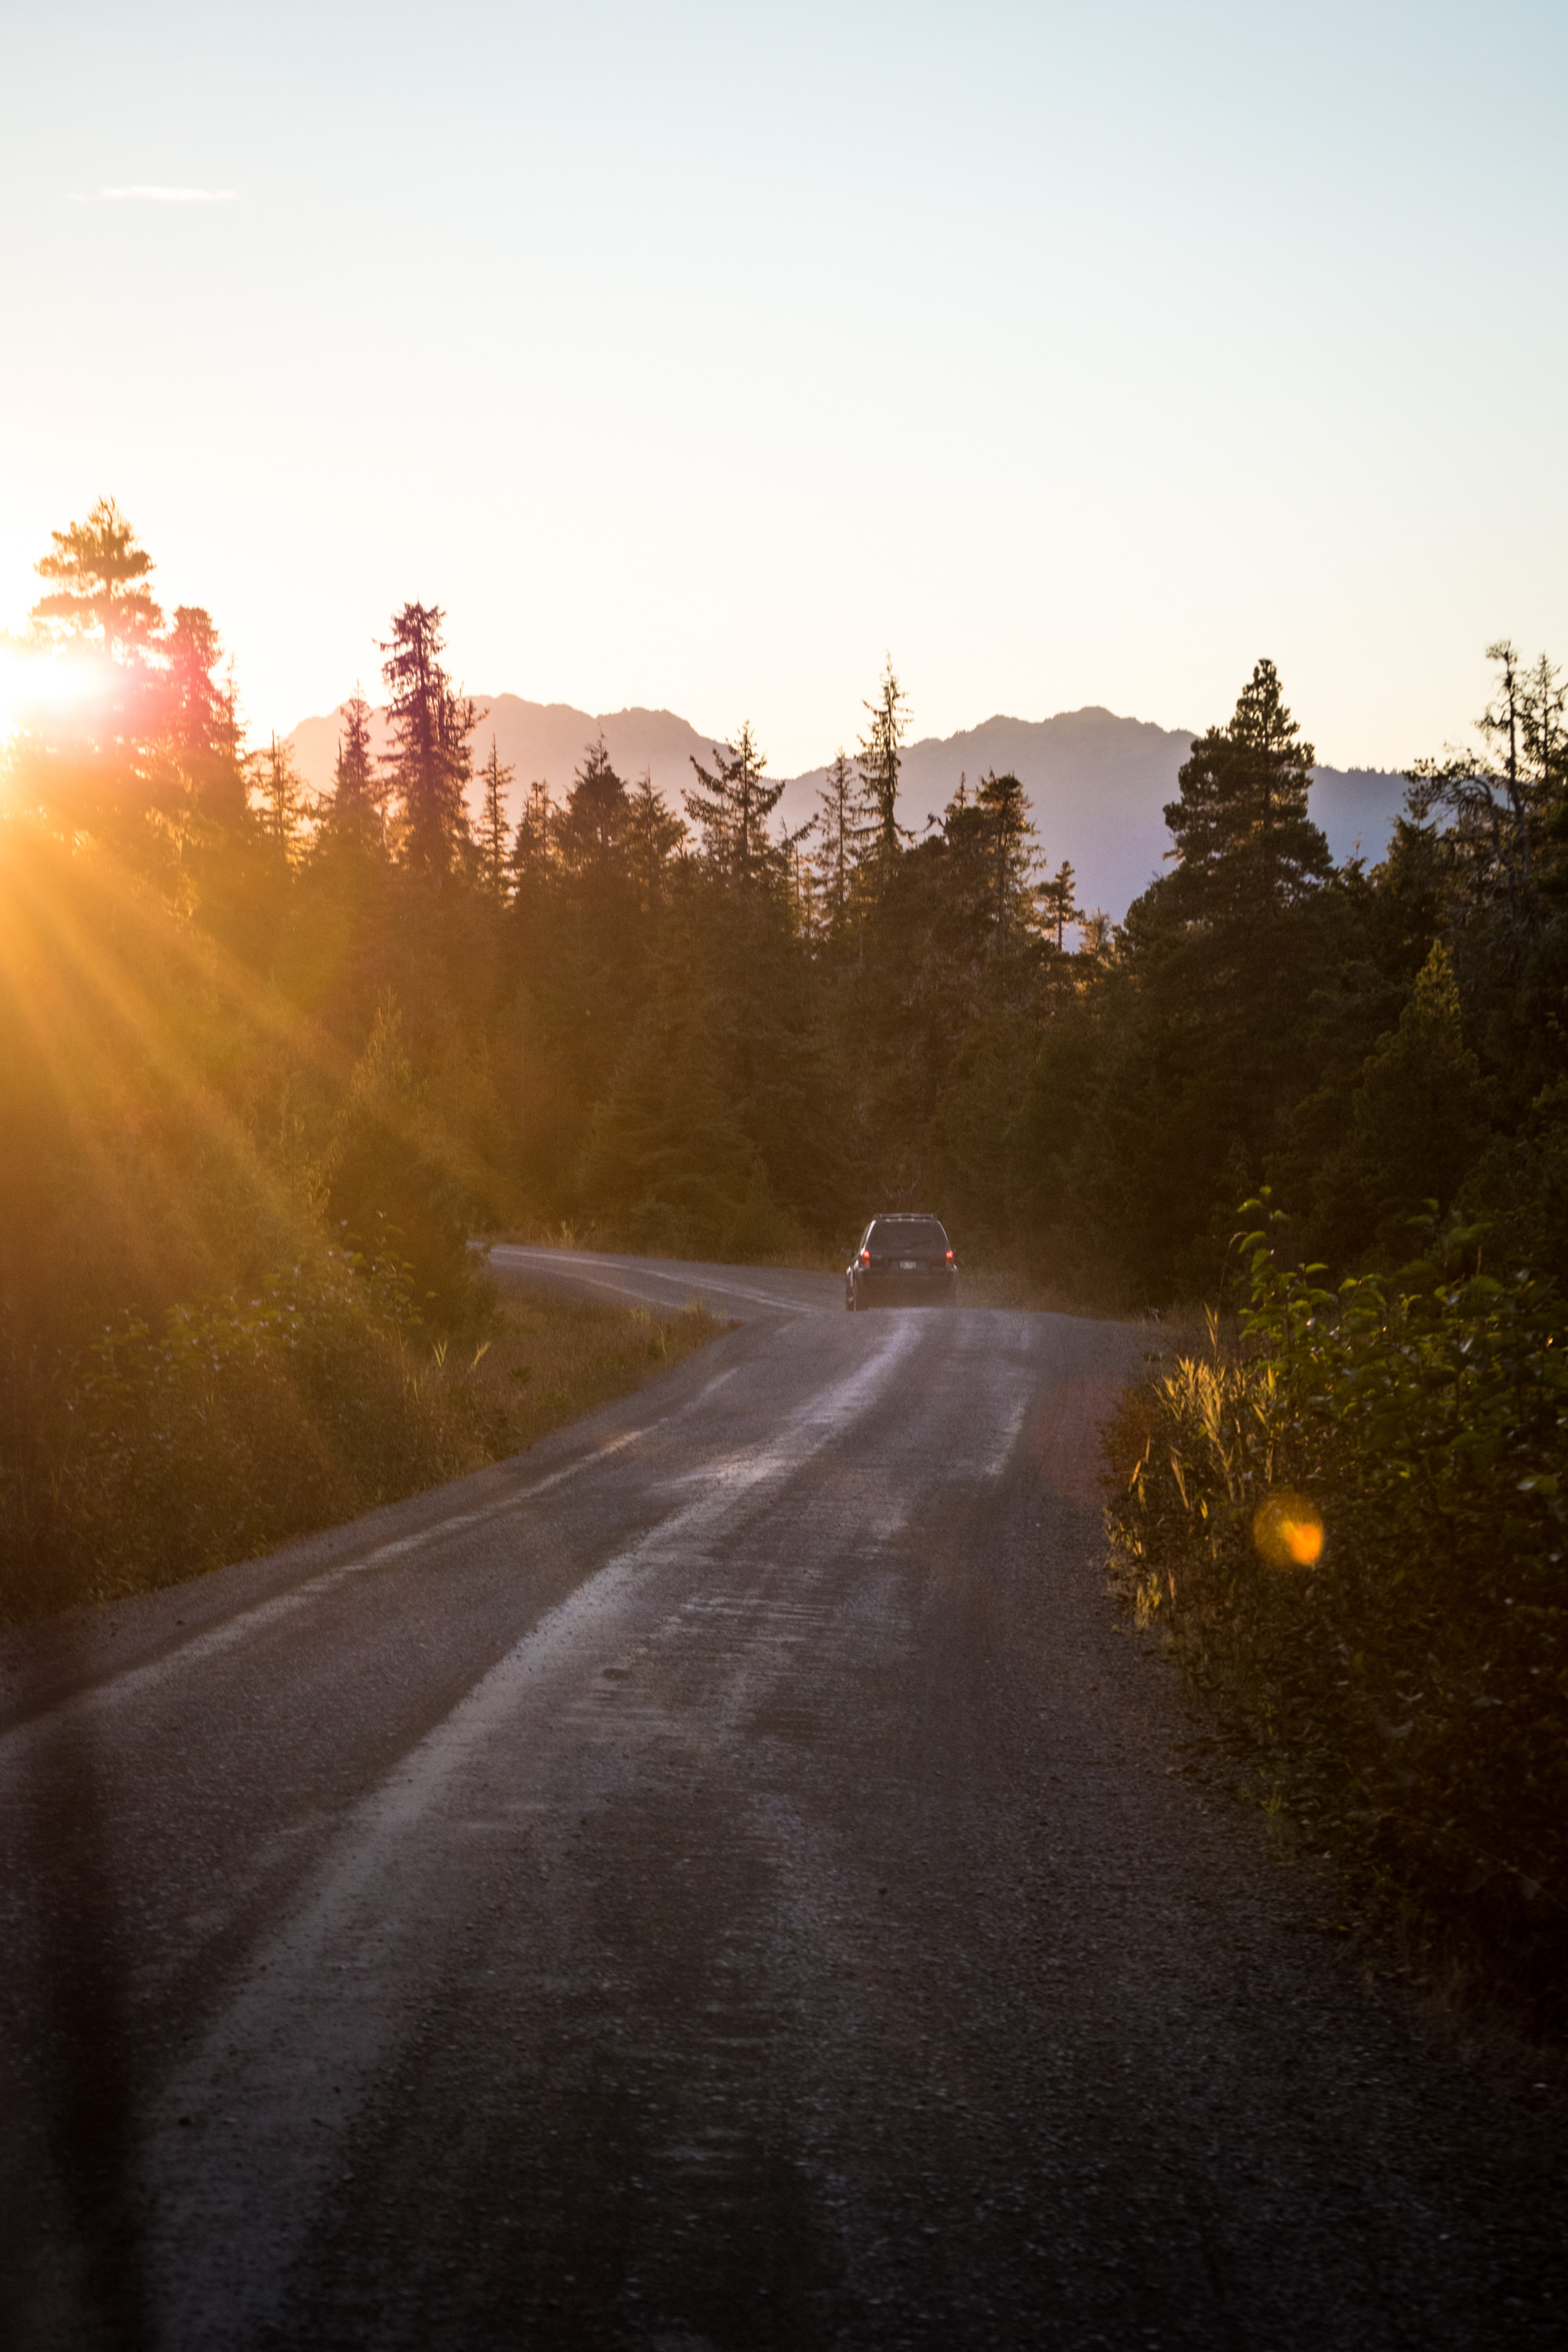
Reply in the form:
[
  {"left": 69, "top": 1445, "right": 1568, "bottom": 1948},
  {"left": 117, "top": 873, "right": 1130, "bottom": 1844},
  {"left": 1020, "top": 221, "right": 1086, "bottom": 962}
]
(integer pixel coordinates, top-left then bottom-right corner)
[{"left": 74, "top": 186, "right": 238, "bottom": 204}]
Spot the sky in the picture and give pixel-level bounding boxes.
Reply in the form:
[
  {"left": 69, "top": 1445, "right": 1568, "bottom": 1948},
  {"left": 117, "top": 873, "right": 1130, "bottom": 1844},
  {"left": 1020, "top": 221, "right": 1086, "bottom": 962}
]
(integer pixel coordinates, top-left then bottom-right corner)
[{"left": 2, "top": 0, "right": 1564, "bottom": 774}]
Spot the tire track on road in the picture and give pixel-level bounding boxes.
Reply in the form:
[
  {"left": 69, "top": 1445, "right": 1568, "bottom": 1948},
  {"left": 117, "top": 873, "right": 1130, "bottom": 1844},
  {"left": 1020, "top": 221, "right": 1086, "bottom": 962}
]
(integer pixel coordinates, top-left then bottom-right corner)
[{"left": 136, "top": 1314, "right": 925, "bottom": 2347}]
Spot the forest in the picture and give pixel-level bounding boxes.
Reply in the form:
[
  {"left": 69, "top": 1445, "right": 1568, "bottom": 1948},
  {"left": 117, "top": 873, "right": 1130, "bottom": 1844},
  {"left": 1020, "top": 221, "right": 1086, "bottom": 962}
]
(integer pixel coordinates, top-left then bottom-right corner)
[{"left": 9, "top": 499, "right": 1566, "bottom": 1319}]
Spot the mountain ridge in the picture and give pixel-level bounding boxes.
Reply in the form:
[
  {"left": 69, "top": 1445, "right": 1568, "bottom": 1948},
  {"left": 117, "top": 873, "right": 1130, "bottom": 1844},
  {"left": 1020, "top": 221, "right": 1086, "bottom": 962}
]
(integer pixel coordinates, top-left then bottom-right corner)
[{"left": 286, "top": 695, "right": 1409, "bottom": 923}]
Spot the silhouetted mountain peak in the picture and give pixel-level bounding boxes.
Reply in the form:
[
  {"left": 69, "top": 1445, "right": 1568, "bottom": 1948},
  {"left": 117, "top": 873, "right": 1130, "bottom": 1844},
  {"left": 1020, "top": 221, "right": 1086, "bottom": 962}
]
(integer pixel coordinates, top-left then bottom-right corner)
[{"left": 287, "top": 693, "right": 1408, "bottom": 921}]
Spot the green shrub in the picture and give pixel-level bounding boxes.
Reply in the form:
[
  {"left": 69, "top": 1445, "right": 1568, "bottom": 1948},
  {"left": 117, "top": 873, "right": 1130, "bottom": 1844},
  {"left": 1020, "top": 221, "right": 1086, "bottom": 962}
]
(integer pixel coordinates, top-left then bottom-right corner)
[{"left": 1105, "top": 1203, "right": 1568, "bottom": 2024}]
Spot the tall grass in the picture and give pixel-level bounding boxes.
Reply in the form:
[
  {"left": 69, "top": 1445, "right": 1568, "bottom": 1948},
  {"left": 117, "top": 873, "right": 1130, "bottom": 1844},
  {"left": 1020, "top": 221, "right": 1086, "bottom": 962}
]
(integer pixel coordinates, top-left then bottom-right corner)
[
  {"left": 0, "top": 1260, "right": 724, "bottom": 1622},
  {"left": 1104, "top": 1203, "right": 1568, "bottom": 2027}
]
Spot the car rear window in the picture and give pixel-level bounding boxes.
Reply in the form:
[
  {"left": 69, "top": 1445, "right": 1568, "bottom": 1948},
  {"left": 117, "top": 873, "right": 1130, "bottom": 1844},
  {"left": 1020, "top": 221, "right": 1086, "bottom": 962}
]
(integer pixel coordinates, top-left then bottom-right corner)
[{"left": 869, "top": 1219, "right": 948, "bottom": 1254}]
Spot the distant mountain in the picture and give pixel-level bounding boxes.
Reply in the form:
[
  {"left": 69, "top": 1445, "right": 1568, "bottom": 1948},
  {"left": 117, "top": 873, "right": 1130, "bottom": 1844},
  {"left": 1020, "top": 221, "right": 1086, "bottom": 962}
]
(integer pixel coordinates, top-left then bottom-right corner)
[
  {"left": 286, "top": 696, "right": 1410, "bottom": 924},
  {"left": 286, "top": 693, "right": 717, "bottom": 814},
  {"left": 777, "top": 711, "right": 1410, "bottom": 920}
]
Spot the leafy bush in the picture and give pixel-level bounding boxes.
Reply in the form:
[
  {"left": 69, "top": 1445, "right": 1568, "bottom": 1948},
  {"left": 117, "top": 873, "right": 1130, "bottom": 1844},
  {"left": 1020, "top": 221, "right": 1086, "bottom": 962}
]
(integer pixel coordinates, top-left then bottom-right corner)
[{"left": 1105, "top": 1203, "right": 1568, "bottom": 2024}]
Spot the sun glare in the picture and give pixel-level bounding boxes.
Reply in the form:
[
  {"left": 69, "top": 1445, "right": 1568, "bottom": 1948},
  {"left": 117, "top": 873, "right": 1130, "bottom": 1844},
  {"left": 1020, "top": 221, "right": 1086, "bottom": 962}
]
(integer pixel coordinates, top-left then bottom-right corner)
[{"left": 0, "top": 641, "right": 114, "bottom": 742}]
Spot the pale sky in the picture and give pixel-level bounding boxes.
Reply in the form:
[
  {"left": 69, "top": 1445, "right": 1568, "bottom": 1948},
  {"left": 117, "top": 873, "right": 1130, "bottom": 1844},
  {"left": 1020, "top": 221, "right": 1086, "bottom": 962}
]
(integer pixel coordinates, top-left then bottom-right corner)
[{"left": 2, "top": 1, "right": 1563, "bottom": 773}]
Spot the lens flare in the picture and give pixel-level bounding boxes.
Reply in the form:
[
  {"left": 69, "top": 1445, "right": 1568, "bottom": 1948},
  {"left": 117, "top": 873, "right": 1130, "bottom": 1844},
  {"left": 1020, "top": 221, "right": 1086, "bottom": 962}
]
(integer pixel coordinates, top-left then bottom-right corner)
[{"left": 1252, "top": 1490, "right": 1324, "bottom": 1569}]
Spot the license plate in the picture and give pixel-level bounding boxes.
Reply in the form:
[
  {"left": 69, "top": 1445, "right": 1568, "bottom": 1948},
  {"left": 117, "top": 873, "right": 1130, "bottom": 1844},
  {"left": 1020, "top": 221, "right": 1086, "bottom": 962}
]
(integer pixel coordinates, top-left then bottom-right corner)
[{"left": 900, "top": 1259, "right": 917, "bottom": 1270}]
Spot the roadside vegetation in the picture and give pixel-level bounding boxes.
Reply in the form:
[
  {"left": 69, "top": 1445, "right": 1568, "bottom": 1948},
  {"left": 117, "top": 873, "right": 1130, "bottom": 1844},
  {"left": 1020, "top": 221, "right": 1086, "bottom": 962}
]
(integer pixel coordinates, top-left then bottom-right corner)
[
  {"left": 1105, "top": 1211, "right": 1566, "bottom": 2026},
  {"left": 2, "top": 1253, "right": 722, "bottom": 1622}
]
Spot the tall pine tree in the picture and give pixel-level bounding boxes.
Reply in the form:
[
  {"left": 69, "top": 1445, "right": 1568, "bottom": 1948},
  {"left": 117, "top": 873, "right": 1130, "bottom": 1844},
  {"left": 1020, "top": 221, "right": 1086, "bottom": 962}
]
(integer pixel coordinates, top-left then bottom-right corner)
[
  {"left": 379, "top": 603, "right": 477, "bottom": 881},
  {"left": 325, "top": 688, "right": 384, "bottom": 849},
  {"left": 856, "top": 659, "right": 911, "bottom": 866},
  {"left": 477, "top": 735, "right": 515, "bottom": 898},
  {"left": 684, "top": 722, "right": 785, "bottom": 898},
  {"left": 1163, "top": 657, "right": 1330, "bottom": 923}
]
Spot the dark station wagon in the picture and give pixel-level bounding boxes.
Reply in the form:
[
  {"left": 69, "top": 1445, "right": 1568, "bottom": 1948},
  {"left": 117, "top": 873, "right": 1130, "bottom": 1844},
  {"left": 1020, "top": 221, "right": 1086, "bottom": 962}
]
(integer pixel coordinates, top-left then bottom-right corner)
[{"left": 845, "top": 1214, "right": 959, "bottom": 1312}]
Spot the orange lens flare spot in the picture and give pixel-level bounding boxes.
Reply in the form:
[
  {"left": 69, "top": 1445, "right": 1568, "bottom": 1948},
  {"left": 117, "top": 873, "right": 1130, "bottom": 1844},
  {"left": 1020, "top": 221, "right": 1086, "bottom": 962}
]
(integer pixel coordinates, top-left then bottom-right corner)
[{"left": 1252, "top": 1490, "right": 1324, "bottom": 1570}]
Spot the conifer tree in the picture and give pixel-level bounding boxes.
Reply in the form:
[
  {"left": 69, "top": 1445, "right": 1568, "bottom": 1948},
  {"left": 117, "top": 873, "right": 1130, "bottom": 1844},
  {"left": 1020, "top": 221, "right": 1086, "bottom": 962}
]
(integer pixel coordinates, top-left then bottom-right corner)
[
  {"left": 258, "top": 732, "right": 310, "bottom": 856},
  {"left": 856, "top": 658, "right": 911, "bottom": 863},
  {"left": 811, "top": 750, "right": 869, "bottom": 933},
  {"left": 31, "top": 497, "right": 162, "bottom": 656},
  {"left": 477, "top": 735, "right": 515, "bottom": 898},
  {"left": 1345, "top": 942, "right": 1488, "bottom": 1237},
  {"left": 161, "top": 606, "right": 247, "bottom": 826},
  {"left": 379, "top": 602, "right": 477, "bottom": 881},
  {"left": 510, "top": 779, "right": 557, "bottom": 894},
  {"left": 628, "top": 771, "right": 684, "bottom": 912},
  {"left": 1164, "top": 657, "right": 1330, "bottom": 922},
  {"left": 684, "top": 722, "right": 784, "bottom": 897},
  {"left": 1041, "top": 858, "right": 1083, "bottom": 951},
  {"left": 21, "top": 499, "right": 166, "bottom": 828},
  {"left": 975, "top": 770, "right": 1039, "bottom": 949},
  {"left": 557, "top": 736, "right": 633, "bottom": 887},
  {"left": 1407, "top": 641, "right": 1565, "bottom": 942},
  {"left": 1523, "top": 653, "right": 1568, "bottom": 913},
  {"left": 326, "top": 688, "right": 384, "bottom": 848}
]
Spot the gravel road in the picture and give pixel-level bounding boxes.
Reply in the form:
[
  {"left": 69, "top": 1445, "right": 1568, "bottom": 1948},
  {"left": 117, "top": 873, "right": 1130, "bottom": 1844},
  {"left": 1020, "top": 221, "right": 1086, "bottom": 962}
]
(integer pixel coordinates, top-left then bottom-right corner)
[{"left": 2, "top": 1251, "right": 1563, "bottom": 2350}]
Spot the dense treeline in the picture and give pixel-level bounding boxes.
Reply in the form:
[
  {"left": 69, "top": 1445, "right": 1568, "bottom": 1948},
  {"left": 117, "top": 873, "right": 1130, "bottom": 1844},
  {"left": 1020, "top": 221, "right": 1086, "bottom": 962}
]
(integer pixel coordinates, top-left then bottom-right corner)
[{"left": 5, "top": 500, "right": 1566, "bottom": 1328}]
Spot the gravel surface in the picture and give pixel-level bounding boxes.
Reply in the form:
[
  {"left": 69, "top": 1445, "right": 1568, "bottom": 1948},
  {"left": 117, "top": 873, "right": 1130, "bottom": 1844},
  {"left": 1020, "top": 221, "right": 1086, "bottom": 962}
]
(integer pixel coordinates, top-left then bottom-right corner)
[{"left": 2, "top": 1251, "right": 1563, "bottom": 2350}]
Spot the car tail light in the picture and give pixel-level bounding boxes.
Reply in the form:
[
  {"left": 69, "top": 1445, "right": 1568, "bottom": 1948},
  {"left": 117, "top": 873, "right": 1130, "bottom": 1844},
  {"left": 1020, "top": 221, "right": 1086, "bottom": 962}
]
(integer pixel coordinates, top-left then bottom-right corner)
[
  {"left": 859, "top": 1248, "right": 870, "bottom": 1265},
  {"left": 946, "top": 1249, "right": 953, "bottom": 1262}
]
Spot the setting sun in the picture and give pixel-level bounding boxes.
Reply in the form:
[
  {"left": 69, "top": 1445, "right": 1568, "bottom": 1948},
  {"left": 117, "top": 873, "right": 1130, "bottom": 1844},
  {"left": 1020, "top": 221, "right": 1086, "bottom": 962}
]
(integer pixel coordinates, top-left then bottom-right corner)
[{"left": 0, "top": 640, "right": 114, "bottom": 748}]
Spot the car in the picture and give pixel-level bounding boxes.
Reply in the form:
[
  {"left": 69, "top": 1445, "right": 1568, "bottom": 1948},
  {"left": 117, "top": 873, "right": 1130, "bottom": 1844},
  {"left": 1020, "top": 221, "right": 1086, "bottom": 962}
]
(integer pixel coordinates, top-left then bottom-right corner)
[{"left": 845, "top": 1213, "right": 959, "bottom": 1311}]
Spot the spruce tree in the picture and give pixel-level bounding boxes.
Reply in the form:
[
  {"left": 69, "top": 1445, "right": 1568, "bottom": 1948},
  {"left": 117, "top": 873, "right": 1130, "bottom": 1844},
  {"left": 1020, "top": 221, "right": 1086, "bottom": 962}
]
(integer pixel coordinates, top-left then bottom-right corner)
[
  {"left": 628, "top": 771, "right": 684, "bottom": 913},
  {"left": 326, "top": 688, "right": 384, "bottom": 849},
  {"left": 557, "top": 736, "right": 633, "bottom": 888},
  {"left": 477, "top": 735, "right": 515, "bottom": 898},
  {"left": 975, "top": 770, "right": 1039, "bottom": 950},
  {"left": 1407, "top": 641, "right": 1563, "bottom": 944},
  {"left": 160, "top": 606, "right": 247, "bottom": 826},
  {"left": 31, "top": 497, "right": 162, "bottom": 657},
  {"left": 510, "top": 779, "right": 557, "bottom": 895},
  {"left": 1164, "top": 657, "right": 1330, "bottom": 922},
  {"left": 258, "top": 732, "right": 310, "bottom": 856},
  {"left": 811, "top": 750, "right": 871, "bottom": 934},
  {"left": 684, "top": 722, "right": 784, "bottom": 898},
  {"left": 23, "top": 499, "right": 166, "bottom": 830},
  {"left": 1041, "top": 858, "right": 1083, "bottom": 952},
  {"left": 379, "top": 602, "right": 477, "bottom": 881},
  {"left": 856, "top": 658, "right": 911, "bottom": 864}
]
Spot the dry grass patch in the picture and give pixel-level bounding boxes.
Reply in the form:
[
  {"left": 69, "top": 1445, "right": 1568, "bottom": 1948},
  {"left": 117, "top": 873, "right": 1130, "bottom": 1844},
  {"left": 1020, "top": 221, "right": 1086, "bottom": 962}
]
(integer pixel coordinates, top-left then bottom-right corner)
[{"left": 456, "top": 1289, "right": 731, "bottom": 1461}]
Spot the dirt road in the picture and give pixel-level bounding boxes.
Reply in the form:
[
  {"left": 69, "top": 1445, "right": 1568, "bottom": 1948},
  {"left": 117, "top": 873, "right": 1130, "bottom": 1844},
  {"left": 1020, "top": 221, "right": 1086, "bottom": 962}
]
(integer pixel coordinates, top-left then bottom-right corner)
[{"left": 2, "top": 1253, "right": 1562, "bottom": 2348}]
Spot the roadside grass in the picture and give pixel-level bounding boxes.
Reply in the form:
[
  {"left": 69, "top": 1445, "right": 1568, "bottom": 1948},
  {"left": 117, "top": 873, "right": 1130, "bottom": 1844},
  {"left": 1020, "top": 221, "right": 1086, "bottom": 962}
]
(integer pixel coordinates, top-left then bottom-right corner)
[
  {"left": 0, "top": 1268, "right": 728, "bottom": 1624},
  {"left": 1102, "top": 1204, "right": 1568, "bottom": 2035}
]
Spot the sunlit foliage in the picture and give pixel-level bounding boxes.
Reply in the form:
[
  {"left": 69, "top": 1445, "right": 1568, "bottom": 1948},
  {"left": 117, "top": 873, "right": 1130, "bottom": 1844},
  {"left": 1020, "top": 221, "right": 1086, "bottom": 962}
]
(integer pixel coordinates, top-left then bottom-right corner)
[{"left": 1105, "top": 1205, "right": 1568, "bottom": 2022}]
